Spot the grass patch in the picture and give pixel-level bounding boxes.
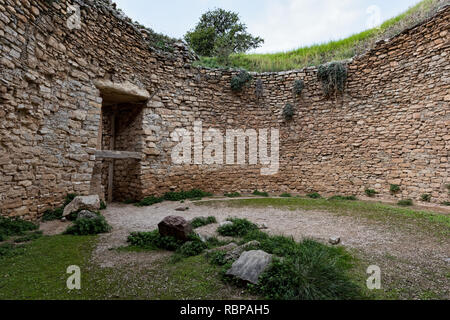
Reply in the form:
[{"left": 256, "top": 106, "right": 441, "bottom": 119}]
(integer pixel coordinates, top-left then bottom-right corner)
[
  {"left": 0, "top": 216, "right": 38, "bottom": 241},
  {"left": 194, "top": 0, "right": 443, "bottom": 72},
  {"left": 329, "top": 195, "right": 358, "bottom": 201},
  {"left": 224, "top": 192, "right": 241, "bottom": 198},
  {"left": 191, "top": 216, "right": 217, "bottom": 229},
  {"left": 64, "top": 215, "right": 112, "bottom": 236},
  {"left": 307, "top": 192, "right": 322, "bottom": 199},
  {"left": 217, "top": 218, "right": 259, "bottom": 237},
  {"left": 14, "top": 231, "right": 43, "bottom": 243},
  {"left": 398, "top": 199, "right": 413, "bottom": 207},
  {"left": 279, "top": 193, "right": 292, "bottom": 198},
  {"left": 252, "top": 190, "right": 269, "bottom": 197}
]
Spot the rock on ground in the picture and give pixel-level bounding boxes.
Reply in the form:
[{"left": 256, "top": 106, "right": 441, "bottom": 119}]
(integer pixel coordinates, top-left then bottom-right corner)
[
  {"left": 226, "top": 250, "right": 273, "bottom": 284},
  {"left": 77, "top": 210, "right": 99, "bottom": 220},
  {"left": 158, "top": 216, "right": 193, "bottom": 241},
  {"left": 63, "top": 195, "right": 101, "bottom": 217}
]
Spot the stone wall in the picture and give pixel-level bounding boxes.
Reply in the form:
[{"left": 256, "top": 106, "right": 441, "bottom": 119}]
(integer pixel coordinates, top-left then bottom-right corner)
[{"left": 0, "top": 0, "right": 448, "bottom": 219}]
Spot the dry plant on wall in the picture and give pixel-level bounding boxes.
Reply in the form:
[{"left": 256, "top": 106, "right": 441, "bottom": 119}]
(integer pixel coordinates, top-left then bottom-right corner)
[{"left": 317, "top": 62, "right": 348, "bottom": 98}]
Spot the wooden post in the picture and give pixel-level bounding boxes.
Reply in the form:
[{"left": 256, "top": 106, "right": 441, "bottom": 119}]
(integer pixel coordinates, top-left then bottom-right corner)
[{"left": 107, "top": 108, "right": 116, "bottom": 203}]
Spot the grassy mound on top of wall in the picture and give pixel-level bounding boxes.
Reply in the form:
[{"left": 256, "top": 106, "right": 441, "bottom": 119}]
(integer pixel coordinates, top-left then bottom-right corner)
[{"left": 195, "top": 0, "right": 444, "bottom": 72}]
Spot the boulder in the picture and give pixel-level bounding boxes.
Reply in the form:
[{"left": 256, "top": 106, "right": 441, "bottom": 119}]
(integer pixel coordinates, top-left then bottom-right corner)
[
  {"left": 63, "top": 195, "right": 101, "bottom": 217},
  {"left": 226, "top": 250, "right": 273, "bottom": 284},
  {"left": 158, "top": 216, "right": 193, "bottom": 241},
  {"left": 77, "top": 210, "right": 99, "bottom": 220}
]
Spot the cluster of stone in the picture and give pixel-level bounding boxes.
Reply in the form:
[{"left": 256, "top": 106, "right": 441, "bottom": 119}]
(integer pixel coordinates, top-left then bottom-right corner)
[{"left": 0, "top": 0, "right": 449, "bottom": 220}]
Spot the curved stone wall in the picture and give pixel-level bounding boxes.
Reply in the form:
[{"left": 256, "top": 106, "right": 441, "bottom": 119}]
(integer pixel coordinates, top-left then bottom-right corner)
[{"left": 0, "top": 0, "right": 448, "bottom": 219}]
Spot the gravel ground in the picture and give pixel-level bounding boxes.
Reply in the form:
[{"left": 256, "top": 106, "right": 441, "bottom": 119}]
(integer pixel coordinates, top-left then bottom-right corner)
[{"left": 42, "top": 198, "right": 449, "bottom": 299}]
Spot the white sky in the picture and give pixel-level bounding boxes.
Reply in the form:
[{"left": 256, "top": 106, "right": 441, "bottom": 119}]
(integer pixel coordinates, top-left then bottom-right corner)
[{"left": 113, "top": 0, "right": 424, "bottom": 53}]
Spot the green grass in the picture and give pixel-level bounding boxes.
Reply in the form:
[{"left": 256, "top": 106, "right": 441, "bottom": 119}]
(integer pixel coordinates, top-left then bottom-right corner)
[
  {"left": 194, "top": 0, "right": 443, "bottom": 72},
  {"left": 0, "top": 235, "right": 250, "bottom": 300},
  {"left": 191, "top": 216, "right": 217, "bottom": 229},
  {"left": 197, "top": 197, "right": 450, "bottom": 238}
]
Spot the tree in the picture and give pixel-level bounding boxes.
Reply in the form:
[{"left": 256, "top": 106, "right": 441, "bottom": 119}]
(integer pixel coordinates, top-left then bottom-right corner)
[{"left": 185, "top": 8, "right": 264, "bottom": 64}]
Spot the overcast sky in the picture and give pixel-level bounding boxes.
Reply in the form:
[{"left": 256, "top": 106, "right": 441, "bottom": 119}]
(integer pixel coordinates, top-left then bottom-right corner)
[{"left": 113, "top": 0, "right": 423, "bottom": 53}]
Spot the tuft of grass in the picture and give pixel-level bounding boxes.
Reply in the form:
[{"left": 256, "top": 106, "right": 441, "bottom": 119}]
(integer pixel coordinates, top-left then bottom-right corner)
[
  {"left": 135, "top": 196, "right": 164, "bottom": 207},
  {"left": 421, "top": 194, "right": 431, "bottom": 202},
  {"left": 217, "top": 218, "right": 259, "bottom": 237},
  {"left": 14, "top": 231, "right": 43, "bottom": 243},
  {"left": 307, "top": 192, "right": 322, "bottom": 199},
  {"left": 390, "top": 184, "right": 401, "bottom": 194},
  {"left": 365, "top": 189, "right": 378, "bottom": 197},
  {"left": 64, "top": 215, "right": 111, "bottom": 236},
  {"left": 253, "top": 190, "right": 269, "bottom": 197},
  {"left": 329, "top": 195, "right": 358, "bottom": 201},
  {"left": 280, "top": 193, "right": 292, "bottom": 198},
  {"left": 191, "top": 216, "right": 217, "bottom": 229},
  {"left": 194, "top": 0, "right": 444, "bottom": 72},
  {"left": 224, "top": 192, "right": 241, "bottom": 198},
  {"left": 398, "top": 199, "right": 413, "bottom": 207},
  {"left": 0, "top": 216, "right": 38, "bottom": 241},
  {"left": 442, "top": 201, "right": 450, "bottom": 206}
]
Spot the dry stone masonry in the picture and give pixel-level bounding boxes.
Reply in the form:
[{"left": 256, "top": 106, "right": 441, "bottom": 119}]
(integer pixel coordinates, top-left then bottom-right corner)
[{"left": 0, "top": 0, "right": 449, "bottom": 219}]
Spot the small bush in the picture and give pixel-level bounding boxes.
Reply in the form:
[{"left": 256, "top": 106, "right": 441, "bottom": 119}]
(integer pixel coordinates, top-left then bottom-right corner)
[
  {"left": 14, "top": 231, "right": 43, "bottom": 243},
  {"left": 446, "top": 184, "right": 450, "bottom": 191},
  {"left": 63, "top": 193, "right": 78, "bottom": 207},
  {"left": 317, "top": 62, "right": 347, "bottom": 97},
  {"left": 0, "top": 243, "right": 25, "bottom": 258},
  {"left": 191, "top": 216, "right": 217, "bottom": 229},
  {"left": 398, "top": 199, "right": 413, "bottom": 207},
  {"left": 307, "top": 193, "right": 321, "bottom": 199},
  {"left": 163, "top": 189, "right": 213, "bottom": 202},
  {"left": 124, "top": 199, "right": 138, "bottom": 204},
  {"left": 280, "top": 193, "right": 292, "bottom": 198},
  {"left": 217, "top": 218, "right": 258, "bottom": 237},
  {"left": 100, "top": 200, "right": 107, "bottom": 210},
  {"left": 135, "top": 196, "right": 164, "bottom": 207},
  {"left": 231, "top": 70, "right": 252, "bottom": 92},
  {"left": 256, "top": 240, "right": 360, "bottom": 300},
  {"left": 253, "top": 190, "right": 269, "bottom": 197},
  {"left": 42, "top": 208, "right": 64, "bottom": 222},
  {"left": 293, "top": 79, "right": 304, "bottom": 95},
  {"left": 328, "top": 195, "right": 358, "bottom": 201},
  {"left": 390, "top": 184, "right": 401, "bottom": 194},
  {"left": 64, "top": 215, "right": 111, "bottom": 236},
  {"left": 176, "top": 239, "right": 207, "bottom": 257},
  {"left": 283, "top": 103, "right": 294, "bottom": 120},
  {"left": 224, "top": 192, "right": 241, "bottom": 198},
  {"left": 0, "top": 217, "right": 38, "bottom": 240},
  {"left": 365, "top": 189, "right": 378, "bottom": 197},
  {"left": 421, "top": 194, "right": 432, "bottom": 202},
  {"left": 207, "top": 250, "right": 228, "bottom": 266},
  {"left": 127, "top": 230, "right": 184, "bottom": 251},
  {"left": 441, "top": 201, "right": 450, "bottom": 206}
]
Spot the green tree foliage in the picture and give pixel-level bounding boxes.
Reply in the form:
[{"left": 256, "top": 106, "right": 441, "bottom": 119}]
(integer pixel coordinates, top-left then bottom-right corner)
[{"left": 185, "top": 8, "right": 264, "bottom": 63}]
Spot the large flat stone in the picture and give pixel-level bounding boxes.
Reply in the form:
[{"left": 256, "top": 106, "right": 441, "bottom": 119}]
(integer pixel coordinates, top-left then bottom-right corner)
[
  {"left": 63, "top": 195, "right": 101, "bottom": 217},
  {"left": 94, "top": 79, "right": 150, "bottom": 104},
  {"left": 226, "top": 250, "right": 273, "bottom": 284}
]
